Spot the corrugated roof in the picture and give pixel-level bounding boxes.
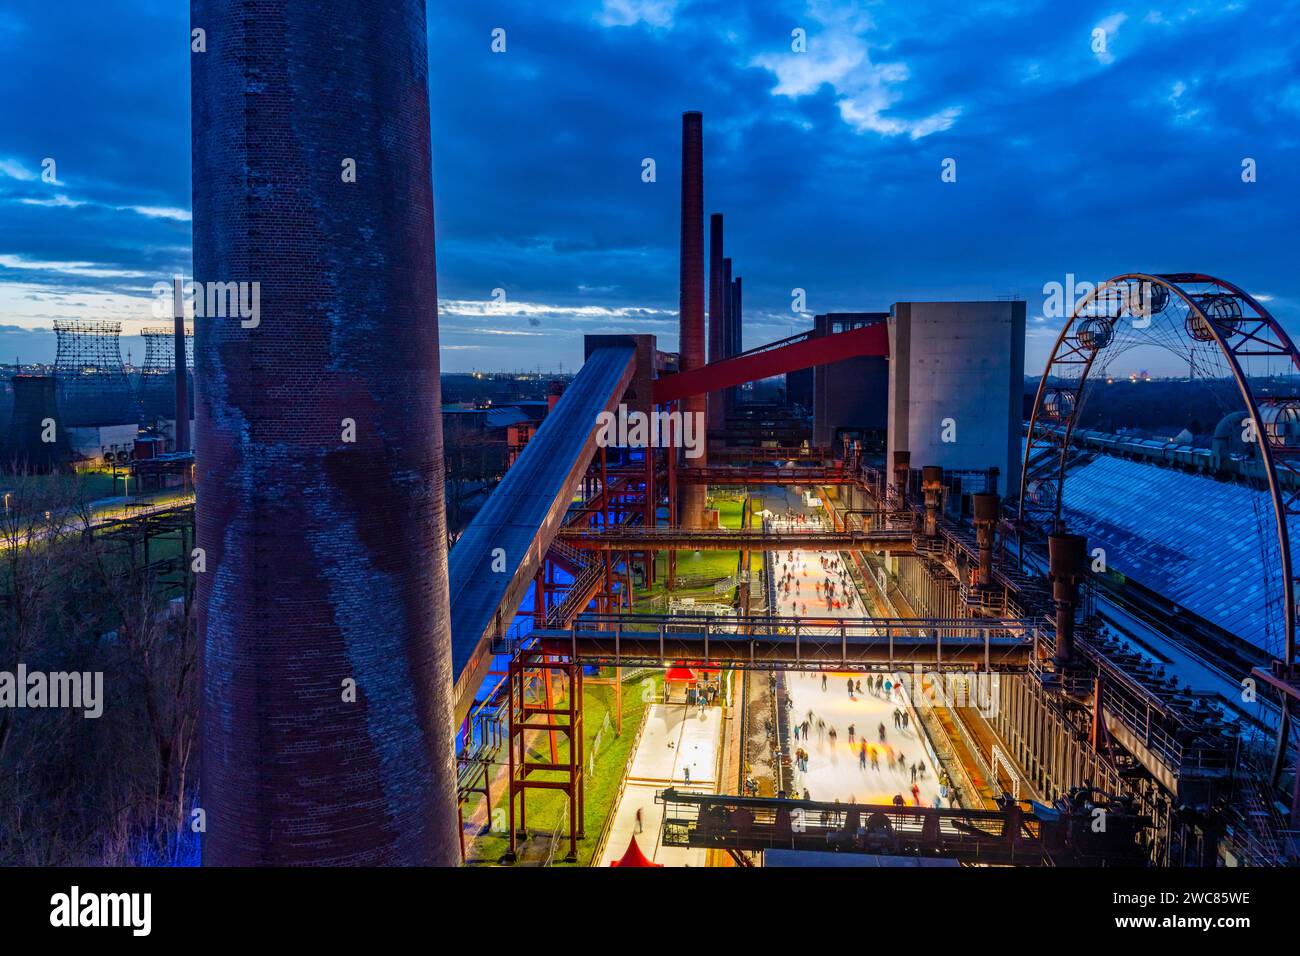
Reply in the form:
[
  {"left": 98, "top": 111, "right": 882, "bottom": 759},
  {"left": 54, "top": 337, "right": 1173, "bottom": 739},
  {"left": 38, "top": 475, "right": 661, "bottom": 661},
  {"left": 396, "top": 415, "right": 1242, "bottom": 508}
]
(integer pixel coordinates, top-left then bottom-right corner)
[{"left": 1061, "top": 455, "right": 1285, "bottom": 654}]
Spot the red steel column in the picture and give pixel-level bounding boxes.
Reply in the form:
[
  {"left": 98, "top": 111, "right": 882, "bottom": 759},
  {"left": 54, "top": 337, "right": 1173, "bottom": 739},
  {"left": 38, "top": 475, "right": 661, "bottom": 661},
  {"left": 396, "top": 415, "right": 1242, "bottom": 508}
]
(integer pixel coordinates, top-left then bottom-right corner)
[{"left": 679, "top": 111, "right": 707, "bottom": 528}]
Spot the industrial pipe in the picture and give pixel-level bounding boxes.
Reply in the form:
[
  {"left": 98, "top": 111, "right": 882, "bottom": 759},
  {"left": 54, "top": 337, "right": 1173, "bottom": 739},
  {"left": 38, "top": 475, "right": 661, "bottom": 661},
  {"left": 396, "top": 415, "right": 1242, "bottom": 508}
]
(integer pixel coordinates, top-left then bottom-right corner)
[
  {"left": 972, "top": 492, "right": 1000, "bottom": 586},
  {"left": 893, "top": 450, "right": 911, "bottom": 511},
  {"left": 1048, "top": 532, "right": 1089, "bottom": 664},
  {"left": 922, "top": 465, "right": 944, "bottom": 536}
]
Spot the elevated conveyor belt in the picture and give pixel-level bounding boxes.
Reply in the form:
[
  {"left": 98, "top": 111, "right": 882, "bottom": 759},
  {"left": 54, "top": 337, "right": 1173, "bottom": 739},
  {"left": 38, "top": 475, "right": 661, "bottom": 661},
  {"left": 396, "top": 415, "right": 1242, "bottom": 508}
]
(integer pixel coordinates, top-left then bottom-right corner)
[{"left": 447, "top": 345, "right": 636, "bottom": 724}]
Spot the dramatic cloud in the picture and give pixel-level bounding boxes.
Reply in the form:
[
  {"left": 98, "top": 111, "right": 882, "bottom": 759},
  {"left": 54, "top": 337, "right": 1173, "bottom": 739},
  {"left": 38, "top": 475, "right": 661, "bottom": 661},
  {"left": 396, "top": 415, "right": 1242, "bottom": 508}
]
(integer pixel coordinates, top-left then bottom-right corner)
[{"left": 0, "top": 0, "right": 1297, "bottom": 374}]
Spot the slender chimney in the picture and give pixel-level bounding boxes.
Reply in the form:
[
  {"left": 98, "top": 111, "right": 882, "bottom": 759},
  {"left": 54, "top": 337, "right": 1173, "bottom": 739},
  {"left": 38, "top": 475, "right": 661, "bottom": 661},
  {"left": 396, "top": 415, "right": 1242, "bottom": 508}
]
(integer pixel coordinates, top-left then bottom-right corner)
[
  {"left": 679, "top": 111, "right": 707, "bottom": 527},
  {"left": 172, "top": 283, "right": 190, "bottom": 453},
  {"left": 731, "top": 276, "right": 742, "bottom": 357},
  {"left": 191, "top": 0, "right": 458, "bottom": 865},
  {"left": 707, "top": 213, "right": 725, "bottom": 433},
  {"left": 727, "top": 275, "right": 742, "bottom": 413}
]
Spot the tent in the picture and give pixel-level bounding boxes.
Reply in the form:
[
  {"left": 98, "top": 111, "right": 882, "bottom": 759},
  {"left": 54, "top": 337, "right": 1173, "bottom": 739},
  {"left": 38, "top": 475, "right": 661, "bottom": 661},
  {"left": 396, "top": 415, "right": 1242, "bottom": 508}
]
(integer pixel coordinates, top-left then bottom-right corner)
[{"left": 610, "top": 834, "right": 661, "bottom": 867}]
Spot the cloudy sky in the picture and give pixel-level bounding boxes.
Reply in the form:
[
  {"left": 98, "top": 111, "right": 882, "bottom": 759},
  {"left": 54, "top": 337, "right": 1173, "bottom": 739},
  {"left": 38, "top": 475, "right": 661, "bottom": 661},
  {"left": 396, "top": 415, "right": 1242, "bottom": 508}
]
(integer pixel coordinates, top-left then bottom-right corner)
[{"left": 1, "top": 0, "right": 1298, "bottom": 374}]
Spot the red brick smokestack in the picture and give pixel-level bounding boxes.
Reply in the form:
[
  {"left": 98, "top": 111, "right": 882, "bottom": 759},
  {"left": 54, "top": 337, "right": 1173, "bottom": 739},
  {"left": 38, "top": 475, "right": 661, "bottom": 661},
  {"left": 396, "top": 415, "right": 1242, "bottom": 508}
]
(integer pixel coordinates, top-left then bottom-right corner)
[
  {"left": 707, "top": 213, "right": 725, "bottom": 433},
  {"left": 679, "top": 111, "right": 707, "bottom": 527}
]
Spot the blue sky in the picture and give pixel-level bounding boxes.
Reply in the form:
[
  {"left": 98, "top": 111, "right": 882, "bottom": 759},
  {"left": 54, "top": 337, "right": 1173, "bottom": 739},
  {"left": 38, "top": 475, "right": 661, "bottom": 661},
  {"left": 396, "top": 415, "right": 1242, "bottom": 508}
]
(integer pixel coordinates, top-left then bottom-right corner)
[{"left": 1, "top": 0, "right": 1298, "bottom": 374}]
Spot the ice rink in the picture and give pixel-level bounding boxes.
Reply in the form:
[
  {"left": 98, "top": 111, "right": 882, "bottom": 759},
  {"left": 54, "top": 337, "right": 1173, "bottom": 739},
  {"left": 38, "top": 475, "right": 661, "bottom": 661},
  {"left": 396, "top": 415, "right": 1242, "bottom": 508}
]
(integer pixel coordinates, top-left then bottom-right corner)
[
  {"left": 770, "top": 545, "right": 943, "bottom": 808},
  {"left": 598, "top": 703, "right": 722, "bottom": 866}
]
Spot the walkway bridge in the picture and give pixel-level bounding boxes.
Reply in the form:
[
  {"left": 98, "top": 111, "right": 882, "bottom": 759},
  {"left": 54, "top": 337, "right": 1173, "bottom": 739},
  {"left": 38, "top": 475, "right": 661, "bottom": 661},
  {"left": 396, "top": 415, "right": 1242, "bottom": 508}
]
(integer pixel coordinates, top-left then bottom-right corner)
[
  {"left": 556, "top": 525, "right": 914, "bottom": 553},
  {"left": 655, "top": 788, "right": 1151, "bottom": 866},
  {"left": 515, "top": 611, "right": 1042, "bottom": 671}
]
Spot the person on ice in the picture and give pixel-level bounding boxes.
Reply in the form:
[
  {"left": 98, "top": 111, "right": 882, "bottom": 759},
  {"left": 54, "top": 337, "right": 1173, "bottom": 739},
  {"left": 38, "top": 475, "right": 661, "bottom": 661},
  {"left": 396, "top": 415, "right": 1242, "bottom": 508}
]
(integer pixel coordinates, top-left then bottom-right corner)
[
  {"left": 821, "top": 674, "right": 827, "bottom": 691},
  {"left": 846, "top": 677, "right": 855, "bottom": 697}
]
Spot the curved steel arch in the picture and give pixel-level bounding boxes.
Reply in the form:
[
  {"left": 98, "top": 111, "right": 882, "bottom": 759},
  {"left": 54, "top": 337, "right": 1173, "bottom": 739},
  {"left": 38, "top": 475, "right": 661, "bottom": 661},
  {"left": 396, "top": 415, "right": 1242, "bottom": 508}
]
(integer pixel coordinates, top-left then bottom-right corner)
[{"left": 1019, "top": 273, "right": 1300, "bottom": 784}]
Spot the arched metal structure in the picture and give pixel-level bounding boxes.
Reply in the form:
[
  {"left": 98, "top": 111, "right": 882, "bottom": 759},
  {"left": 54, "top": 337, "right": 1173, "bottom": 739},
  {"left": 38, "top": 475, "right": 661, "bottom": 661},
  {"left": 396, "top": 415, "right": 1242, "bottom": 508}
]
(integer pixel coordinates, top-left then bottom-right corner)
[{"left": 1019, "top": 273, "right": 1300, "bottom": 797}]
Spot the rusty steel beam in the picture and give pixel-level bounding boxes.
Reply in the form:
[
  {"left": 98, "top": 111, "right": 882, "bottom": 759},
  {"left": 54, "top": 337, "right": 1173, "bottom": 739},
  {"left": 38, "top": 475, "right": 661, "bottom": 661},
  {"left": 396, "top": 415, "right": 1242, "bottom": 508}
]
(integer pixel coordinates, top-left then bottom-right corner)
[{"left": 654, "top": 320, "right": 887, "bottom": 404}]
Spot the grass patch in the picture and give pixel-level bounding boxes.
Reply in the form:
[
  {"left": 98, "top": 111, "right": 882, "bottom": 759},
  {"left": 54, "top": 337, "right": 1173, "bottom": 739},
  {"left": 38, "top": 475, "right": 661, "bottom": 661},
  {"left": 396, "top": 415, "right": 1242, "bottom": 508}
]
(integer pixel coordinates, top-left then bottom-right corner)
[{"left": 466, "top": 669, "right": 664, "bottom": 866}]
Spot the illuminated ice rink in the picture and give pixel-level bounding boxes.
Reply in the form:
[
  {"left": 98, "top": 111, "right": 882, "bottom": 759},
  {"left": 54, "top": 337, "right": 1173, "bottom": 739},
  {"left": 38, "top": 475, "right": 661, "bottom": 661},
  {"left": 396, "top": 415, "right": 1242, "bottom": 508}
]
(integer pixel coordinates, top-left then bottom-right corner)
[
  {"left": 771, "top": 547, "right": 943, "bottom": 808},
  {"left": 598, "top": 703, "right": 721, "bottom": 866}
]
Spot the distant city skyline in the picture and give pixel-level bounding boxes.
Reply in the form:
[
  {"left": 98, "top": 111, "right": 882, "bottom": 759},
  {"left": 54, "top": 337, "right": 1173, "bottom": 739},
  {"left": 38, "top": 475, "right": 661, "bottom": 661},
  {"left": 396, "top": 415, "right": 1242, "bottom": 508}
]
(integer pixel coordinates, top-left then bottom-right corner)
[{"left": 1, "top": 1, "right": 1298, "bottom": 375}]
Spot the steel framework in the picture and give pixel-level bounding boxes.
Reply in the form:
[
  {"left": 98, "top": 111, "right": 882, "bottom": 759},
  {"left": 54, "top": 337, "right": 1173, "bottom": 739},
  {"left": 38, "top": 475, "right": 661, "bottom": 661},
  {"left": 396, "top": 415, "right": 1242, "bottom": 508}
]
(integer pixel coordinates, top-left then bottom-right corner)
[
  {"left": 52, "top": 319, "right": 137, "bottom": 426},
  {"left": 1019, "top": 272, "right": 1300, "bottom": 814},
  {"left": 140, "top": 325, "right": 194, "bottom": 372}
]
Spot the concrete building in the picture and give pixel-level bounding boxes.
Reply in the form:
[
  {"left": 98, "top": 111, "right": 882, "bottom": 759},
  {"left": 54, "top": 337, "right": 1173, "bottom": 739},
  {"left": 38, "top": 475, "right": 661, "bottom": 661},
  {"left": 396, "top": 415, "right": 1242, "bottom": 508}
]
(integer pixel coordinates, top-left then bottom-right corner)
[
  {"left": 812, "top": 313, "right": 889, "bottom": 450},
  {"left": 886, "top": 301, "right": 1026, "bottom": 495}
]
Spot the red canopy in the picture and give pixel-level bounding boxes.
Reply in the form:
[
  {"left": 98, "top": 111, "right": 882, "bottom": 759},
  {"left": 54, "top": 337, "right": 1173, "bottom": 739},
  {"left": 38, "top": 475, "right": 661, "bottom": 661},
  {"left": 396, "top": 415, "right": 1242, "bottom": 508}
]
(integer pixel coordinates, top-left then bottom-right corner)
[
  {"left": 665, "top": 666, "right": 696, "bottom": 683},
  {"left": 610, "top": 834, "right": 662, "bottom": 867}
]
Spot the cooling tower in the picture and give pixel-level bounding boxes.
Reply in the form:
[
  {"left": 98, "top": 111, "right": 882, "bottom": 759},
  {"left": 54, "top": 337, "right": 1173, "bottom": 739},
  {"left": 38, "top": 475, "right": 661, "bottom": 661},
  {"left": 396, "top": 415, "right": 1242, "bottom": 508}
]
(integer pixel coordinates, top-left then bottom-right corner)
[{"left": 191, "top": 0, "right": 458, "bottom": 865}]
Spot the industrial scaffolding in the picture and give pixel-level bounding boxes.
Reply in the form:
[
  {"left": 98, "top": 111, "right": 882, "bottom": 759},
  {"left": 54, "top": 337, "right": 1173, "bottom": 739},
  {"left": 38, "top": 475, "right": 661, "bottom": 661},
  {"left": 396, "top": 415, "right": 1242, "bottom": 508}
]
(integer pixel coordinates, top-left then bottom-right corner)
[
  {"left": 52, "top": 319, "right": 137, "bottom": 426},
  {"left": 138, "top": 325, "right": 194, "bottom": 421}
]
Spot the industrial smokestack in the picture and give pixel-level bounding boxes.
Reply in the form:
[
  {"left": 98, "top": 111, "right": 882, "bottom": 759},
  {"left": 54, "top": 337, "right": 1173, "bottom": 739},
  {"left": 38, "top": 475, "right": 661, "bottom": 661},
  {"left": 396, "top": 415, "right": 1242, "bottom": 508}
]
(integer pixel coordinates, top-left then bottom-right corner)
[
  {"left": 679, "top": 111, "right": 707, "bottom": 528},
  {"left": 727, "top": 275, "right": 742, "bottom": 413},
  {"left": 172, "top": 285, "right": 190, "bottom": 454},
  {"left": 191, "top": 0, "right": 458, "bottom": 865},
  {"left": 1048, "top": 532, "right": 1089, "bottom": 664},
  {"left": 972, "top": 492, "right": 1000, "bottom": 586},
  {"left": 722, "top": 256, "right": 733, "bottom": 355},
  {"left": 731, "top": 276, "right": 742, "bottom": 357},
  {"left": 921, "top": 465, "right": 944, "bottom": 537},
  {"left": 707, "top": 213, "right": 725, "bottom": 433}
]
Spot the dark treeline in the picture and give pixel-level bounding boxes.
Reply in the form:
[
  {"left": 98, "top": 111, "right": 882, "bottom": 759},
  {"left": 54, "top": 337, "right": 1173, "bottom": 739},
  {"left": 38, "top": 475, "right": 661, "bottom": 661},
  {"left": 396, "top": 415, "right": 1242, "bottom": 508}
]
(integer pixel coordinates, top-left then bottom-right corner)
[{"left": 0, "top": 473, "right": 197, "bottom": 865}]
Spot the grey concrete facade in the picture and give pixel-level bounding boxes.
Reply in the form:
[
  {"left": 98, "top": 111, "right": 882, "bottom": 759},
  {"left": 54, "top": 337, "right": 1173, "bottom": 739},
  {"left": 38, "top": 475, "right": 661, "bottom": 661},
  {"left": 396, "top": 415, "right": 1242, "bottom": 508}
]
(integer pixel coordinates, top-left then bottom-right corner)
[{"left": 887, "top": 301, "right": 1026, "bottom": 495}]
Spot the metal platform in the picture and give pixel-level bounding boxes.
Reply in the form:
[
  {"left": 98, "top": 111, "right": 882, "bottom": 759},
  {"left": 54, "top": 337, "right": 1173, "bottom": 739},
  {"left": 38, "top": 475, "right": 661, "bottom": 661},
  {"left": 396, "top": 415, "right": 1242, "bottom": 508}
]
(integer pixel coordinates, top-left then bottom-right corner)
[{"left": 518, "top": 611, "right": 1042, "bottom": 671}]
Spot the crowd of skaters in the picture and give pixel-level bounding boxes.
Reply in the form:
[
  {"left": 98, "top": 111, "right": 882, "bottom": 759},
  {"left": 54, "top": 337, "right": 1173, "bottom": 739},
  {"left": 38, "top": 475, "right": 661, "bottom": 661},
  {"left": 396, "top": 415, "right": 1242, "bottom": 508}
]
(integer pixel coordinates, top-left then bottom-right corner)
[
  {"left": 785, "top": 670, "right": 944, "bottom": 808},
  {"left": 773, "top": 550, "right": 859, "bottom": 616}
]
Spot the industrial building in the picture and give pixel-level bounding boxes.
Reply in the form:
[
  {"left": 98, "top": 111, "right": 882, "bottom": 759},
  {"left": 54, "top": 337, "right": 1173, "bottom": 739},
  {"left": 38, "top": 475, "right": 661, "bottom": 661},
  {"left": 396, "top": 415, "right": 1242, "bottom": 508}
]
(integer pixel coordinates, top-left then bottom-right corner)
[{"left": 169, "top": 0, "right": 1299, "bottom": 872}]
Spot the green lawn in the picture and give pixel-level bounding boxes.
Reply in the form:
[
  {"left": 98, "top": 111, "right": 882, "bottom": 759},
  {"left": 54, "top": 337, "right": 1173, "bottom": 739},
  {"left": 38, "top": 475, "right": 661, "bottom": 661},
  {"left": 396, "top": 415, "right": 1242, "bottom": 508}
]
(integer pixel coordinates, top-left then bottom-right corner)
[{"left": 466, "top": 669, "right": 664, "bottom": 866}]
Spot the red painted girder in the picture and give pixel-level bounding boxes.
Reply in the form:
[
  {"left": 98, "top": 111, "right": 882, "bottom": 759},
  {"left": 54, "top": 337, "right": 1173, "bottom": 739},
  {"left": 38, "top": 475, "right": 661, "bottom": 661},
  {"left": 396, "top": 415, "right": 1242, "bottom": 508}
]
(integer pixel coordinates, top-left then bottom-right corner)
[{"left": 653, "top": 321, "right": 888, "bottom": 404}]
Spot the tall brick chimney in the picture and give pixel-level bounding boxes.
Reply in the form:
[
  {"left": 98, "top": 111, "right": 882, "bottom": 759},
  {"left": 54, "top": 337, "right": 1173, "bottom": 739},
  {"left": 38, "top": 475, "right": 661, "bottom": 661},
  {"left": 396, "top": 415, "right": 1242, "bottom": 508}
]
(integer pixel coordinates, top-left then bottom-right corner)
[
  {"left": 191, "top": 0, "right": 459, "bottom": 865},
  {"left": 679, "top": 111, "right": 707, "bottom": 527},
  {"left": 707, "top": 213, "right": 725, "bottom": 433}
]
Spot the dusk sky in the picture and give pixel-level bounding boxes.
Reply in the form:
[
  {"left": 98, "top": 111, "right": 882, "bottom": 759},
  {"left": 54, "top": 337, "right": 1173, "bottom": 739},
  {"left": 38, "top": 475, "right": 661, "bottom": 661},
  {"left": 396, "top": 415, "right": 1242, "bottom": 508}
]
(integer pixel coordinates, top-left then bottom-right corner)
[{"left": 1, "top": 0, "right": 1298, "bottom": 375}]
